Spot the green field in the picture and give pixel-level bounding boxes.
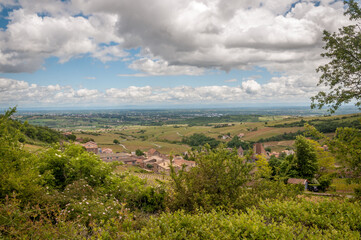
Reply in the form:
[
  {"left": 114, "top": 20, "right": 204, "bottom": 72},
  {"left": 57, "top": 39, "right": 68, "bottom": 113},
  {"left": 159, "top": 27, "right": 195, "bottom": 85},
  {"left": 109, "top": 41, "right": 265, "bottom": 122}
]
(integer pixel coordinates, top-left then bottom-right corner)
[{"left": 69, "top": 113, "right": 360, "bottom": 154}]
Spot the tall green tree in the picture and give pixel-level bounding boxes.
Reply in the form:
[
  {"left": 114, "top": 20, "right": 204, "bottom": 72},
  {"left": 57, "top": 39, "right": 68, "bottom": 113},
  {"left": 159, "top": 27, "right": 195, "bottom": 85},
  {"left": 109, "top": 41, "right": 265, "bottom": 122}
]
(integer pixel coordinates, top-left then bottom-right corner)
[
  {"left": 305, "top": 124, "right": 361, "bottom": 179},
  {"left": 293, "top": 135, "right": 318, "bottom": 179},
  {"left": 169, "top": 144, "right": 252, "bottom": 211},
  {"left": 311, "top": 0, "right": 361, "bottom": 113}
]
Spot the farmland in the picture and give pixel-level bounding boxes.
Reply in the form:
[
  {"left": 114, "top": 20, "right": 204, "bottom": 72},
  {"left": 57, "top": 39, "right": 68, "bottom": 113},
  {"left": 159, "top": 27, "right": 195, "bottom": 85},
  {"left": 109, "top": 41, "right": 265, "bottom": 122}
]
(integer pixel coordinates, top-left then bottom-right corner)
[{"left": 15, "top": 108, "right": 361, "bottom": 155}]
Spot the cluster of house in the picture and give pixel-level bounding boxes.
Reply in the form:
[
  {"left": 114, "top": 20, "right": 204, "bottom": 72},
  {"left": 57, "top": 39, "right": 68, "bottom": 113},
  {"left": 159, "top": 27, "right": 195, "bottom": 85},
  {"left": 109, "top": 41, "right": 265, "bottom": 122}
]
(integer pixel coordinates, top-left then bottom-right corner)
[
  {"left": 77, "top": 141, "right": 197, "bottom": 174},
  {"left": 252, "top": 143, "right": 295, "bottom": 159},
  {"left": 76, "top": 137, "right": 325, "bottom": 190}
]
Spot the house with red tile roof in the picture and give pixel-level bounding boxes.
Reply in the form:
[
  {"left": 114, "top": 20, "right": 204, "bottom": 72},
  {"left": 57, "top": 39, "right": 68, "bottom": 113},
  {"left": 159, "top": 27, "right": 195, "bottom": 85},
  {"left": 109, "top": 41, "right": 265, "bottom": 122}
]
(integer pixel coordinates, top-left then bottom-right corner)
[
  {"left": 82, "top": 141, "right": 99, "bottom": 154},
  {"left": 147, "top": 148, "right": 161, "bottom": 157},
  {"left": 101, "top": 148, "right": 113, "bottom": 154}
]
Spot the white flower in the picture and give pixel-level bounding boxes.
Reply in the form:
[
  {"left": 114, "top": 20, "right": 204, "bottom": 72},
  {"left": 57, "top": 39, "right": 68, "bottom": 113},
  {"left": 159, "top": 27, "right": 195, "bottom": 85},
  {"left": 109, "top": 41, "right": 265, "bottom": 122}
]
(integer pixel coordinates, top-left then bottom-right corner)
[{"left": 88, "top": 213, "right": 91, "bottom": 216}]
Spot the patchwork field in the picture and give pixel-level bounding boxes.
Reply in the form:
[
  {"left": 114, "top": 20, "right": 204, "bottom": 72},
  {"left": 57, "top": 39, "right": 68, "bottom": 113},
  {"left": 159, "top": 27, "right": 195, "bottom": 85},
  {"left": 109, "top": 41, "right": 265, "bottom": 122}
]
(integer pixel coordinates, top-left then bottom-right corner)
[{"left": 70, "top": 113, "right": 361, "bottom": 155}]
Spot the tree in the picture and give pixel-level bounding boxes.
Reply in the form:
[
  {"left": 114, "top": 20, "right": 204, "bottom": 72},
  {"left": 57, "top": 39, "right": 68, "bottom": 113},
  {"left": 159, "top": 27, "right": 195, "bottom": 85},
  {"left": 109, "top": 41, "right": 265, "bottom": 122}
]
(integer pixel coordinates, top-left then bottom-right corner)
[
  {"left": 169, "top": 144, "right": 252, "bottom": 211},
  {"left": 308, "top": 139, "right": 335, "bottom": 177},
  {"left": 311, "top": 0, "right": 361, "bottom": 113},
  {"left": 305, "top": 123, "right": 361, "bottom": 179},
  {"left": 293, "top": 135, "right": 318, "bottom": 179},
  {"left": 113, "top": 139, "right": 120, "bottom": 144},
  {"left": 255, "top": 155, "right": 272, "bottom": 179},
  {"left": 135, "top": 149, "right": 145, "bottom": 156},
  {"left": 330, "top": 127, "right": 361, "bottom": 179}
]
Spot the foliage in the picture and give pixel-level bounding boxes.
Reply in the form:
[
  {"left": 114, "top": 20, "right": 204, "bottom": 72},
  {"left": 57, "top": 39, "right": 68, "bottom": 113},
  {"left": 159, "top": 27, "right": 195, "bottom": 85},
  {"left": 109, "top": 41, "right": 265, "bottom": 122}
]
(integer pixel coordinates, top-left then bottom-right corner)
[
  {"left": 135, "top": 149, "right": 145, "bottom": 156},
  {"left": 311, "top": 0, "right": 361, "bottom": 113},
  {"left": 0, "top": 108, "right": 45, "bottom": 202},
  {"left": 308, "top": 139, "right": 335, "bottom": 177},
  {"left": 306, "top": 123, "right": 361, "bottom": 180},
  {"left": 330, "top": 127, "right": 361, "bottom": 179},
  {"left": 113, "top": 139, "right": 120, "bottom": 144},
  {"left": 169, "top": 145, "right": 252, "bottom": 211},
  {"left": 182, "top": 133, "right": 220, "bottom": 149},
  {"left": 227, "top": 135, "right": 252, "bottom": 150},
  {"left": 106, "top": 173, "right": 166, "bottom": 213},
  {"left": 255, "top": 155, "right": 272, "bottom": 179},
  {"left": 258, "top": 130, "right": 304, "bottom": 142},
  {"left": 3, "top": 107, "right": 361, "bottom": 239},
  {"left": 80, "top": 137, "right": 94, "bottom": 143},
  {"left": 293, "top": 135, "right": 318, "bottom": 179},
  {"left": 124, "top": 199, "right": 361, "bottom": 239},
  {"left": 0, "top": 112, "right": 63, "bottom": 144},
  {"left": 38, "top": 144, "right": 112, "bottom": 190},
  {"left": 318, "top": 174, "right": 333, "bottom": 192},
  {"left": 272, "top": 117, "right": 361, "bottom": 133},
  {"left": 65, "top": 133, "right": 76, "bottom": 141}
]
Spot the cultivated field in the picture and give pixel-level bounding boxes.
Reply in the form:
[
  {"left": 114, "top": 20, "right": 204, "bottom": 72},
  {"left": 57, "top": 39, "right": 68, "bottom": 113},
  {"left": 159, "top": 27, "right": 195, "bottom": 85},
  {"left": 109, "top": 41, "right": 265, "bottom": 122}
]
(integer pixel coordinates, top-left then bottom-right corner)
[{"left": 72, "top": 113, "right": 360, "bottom": 155}]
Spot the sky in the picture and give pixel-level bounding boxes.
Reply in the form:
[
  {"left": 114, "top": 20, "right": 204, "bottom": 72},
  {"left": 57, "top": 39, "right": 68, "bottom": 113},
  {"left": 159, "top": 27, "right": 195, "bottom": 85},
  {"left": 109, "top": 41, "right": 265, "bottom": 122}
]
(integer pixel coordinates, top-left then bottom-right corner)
[{"left": 0, "top": 0, "right": 355, "bottom": 109}]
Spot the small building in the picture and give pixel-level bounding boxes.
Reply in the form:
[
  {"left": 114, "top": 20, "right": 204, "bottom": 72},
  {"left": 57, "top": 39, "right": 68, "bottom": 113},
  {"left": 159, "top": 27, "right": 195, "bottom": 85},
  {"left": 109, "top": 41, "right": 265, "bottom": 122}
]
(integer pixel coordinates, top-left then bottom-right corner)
[
  {"left": 238, "top": 133, "right": 245, "bottom": 138},
  {"left": 157, "top": 160, "right": 172, "bottom": 174},
  {"left": 143, "top": 155, "right": 165, "bottom": 170},
  {"left": 287, "top": 178, "right": 308, "bottom": 190},
  {"left": 282, "top": 149, "right": 295, "bottom": 156},
  {"left": 147, "top": 148, "right": 161, "bottom": 157},
  {"left": 172, "top": 157, "right": 196, "bottom": 171},
  {"left": 270, "top": 152, "right": 280, "bottom": 158},
  {"left": 101, "top": 148, "right": 113, "bottom": 154},
  {"left": 98, "top": 152, "right": 137, "bottom": 165},
  {"left": 237, "top": 146, "right": 244, "bottom": 157},
  {"left": 82, "top": 141, "right": 99, "bottom": 154}
]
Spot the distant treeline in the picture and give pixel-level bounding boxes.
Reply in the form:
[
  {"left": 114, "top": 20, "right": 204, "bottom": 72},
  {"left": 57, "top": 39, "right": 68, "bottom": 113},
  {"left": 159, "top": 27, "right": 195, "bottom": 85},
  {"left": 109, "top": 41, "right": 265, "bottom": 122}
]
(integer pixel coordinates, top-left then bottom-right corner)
[
  {"left": 168, "top": 115, "right": 261, "bottom": 126},
  {"left": 272, "top": 118, "right": 361, "bottom": 133},
  {"left": 258, "top": 131, "right": 304, "bottom": 143},
  {"left": 259, "top": 118, "right": 361, "bottom": 143}
]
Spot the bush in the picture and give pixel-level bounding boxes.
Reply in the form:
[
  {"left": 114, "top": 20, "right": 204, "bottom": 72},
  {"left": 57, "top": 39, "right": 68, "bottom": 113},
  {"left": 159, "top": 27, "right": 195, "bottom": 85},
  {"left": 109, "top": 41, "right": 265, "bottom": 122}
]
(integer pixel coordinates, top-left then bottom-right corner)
[
  {"left": 169, "top": 145, "right": 252, "bottom": 211},
  {"left": 38, "top": 144, "right": 112, "bottom": 190},
  {"left": 124, "top": 199, "right": 361, "bottom": 239},
  {"left": 318, "top": 175, "right": 333, "bottom": 192}
]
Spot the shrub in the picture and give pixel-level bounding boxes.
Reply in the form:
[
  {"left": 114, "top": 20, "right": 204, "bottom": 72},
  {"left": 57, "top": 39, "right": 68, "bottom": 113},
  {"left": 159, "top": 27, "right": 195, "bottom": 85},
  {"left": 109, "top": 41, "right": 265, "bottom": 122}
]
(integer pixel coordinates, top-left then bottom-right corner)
[{"left": 169, "top": 145, "right": 252, "bottom": 211}]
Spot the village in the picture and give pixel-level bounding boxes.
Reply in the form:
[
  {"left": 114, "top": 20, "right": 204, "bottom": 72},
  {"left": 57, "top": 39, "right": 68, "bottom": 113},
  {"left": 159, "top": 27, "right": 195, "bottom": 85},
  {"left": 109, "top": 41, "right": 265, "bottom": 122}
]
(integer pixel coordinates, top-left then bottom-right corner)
[{"left": 77, "top": 138, "right": 297, "bottom": 173}]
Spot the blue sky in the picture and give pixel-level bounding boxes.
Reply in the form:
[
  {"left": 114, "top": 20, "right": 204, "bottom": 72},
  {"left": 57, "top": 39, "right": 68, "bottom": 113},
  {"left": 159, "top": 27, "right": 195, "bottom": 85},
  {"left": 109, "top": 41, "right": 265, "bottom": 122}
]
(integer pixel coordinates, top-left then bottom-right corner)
[
  {"left": 0, "top": 0, "right": 352, "bottom": 109},
  {"left": 1, "top": 56, "right": 276, "bottom": 90}
]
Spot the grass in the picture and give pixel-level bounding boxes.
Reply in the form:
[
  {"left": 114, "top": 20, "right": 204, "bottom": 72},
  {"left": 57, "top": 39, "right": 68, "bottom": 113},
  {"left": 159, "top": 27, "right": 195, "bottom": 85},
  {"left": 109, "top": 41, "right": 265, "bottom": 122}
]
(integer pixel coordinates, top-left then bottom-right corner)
[
  {"left": 115, "top": 164, "right": 171, "bottom": 185},
  {"left": 23, "top": 144, "right": 44, "bottom": 152},
  {"left": 330, "top": 178, "right": 358, "bottom": 193},
  {"left": 73, "top": 120, "right": 310, "bottom": 155},
  {"left": 263, "top": 140, "right": 295, "bottom": 152}
]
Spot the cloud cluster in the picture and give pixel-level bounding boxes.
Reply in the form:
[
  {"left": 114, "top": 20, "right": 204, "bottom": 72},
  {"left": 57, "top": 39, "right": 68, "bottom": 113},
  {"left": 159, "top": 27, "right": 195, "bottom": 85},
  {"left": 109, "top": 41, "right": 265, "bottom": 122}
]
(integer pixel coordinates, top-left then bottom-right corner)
[
  {"left": 0, "top": 0, "right": 351, "bottom": 75},
  {"left": 0, "top": 77, "right": 321, "bottom": 107},
  {"left": 0, "top": 0, "right": 354, "bottom": 107}
]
